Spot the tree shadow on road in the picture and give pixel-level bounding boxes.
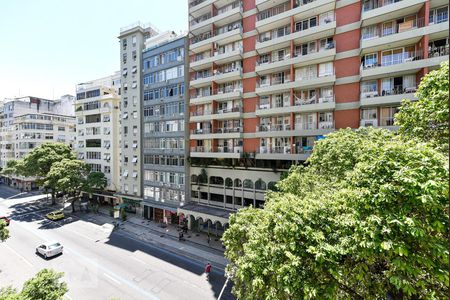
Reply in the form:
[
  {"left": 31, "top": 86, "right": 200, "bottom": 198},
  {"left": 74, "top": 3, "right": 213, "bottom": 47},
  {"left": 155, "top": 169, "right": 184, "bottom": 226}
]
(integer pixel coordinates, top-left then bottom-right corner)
[{"left": 104, "top": 231, "right": 235, "bottom": 300}]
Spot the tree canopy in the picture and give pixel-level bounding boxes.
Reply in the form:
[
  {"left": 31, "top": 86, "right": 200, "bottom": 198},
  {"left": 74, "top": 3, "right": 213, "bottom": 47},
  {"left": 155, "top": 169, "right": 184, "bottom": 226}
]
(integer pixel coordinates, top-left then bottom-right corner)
[
  {"left": 0, "top": 220, "right": 9, "bottom": 242},
  {"left": 84, "top": 172, "right": 108, "bottom": 193},
  {"left": 222, "top": 128, "right": 449, "bottom": 299},
  {"left": 0, "top": 269, "right": 68, "bottom": 300},
  {"left": 395, "top": 60, "right": 449, "bottom": 153}
]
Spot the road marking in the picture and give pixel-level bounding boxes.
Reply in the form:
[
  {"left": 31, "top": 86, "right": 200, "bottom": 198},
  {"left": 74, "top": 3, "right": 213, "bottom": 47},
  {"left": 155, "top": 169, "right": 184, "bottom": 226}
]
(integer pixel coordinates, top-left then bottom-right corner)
[
  {"left": 103, "top": 272, "right": 122, "bottom": 285},
  {"left": 3, "top": 243, "right": 33, "bottom": 267}
]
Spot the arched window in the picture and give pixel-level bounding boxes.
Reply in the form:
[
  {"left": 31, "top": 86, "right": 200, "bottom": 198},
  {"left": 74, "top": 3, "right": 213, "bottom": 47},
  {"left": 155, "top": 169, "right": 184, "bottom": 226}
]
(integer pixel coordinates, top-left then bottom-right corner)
[
  {"left": 234, "top": 178, "right": 242, "bottom": 187},
  {"left": 103, "top": 102, "right": 110, "bottom": 108},
  {"left": 191, "top": 174, "right": 198, "bottom": 184},
  {"left": 255, "top": 179, "right": 266, "bottom": 190},
  {"left": 243, "top": 179, "right": 253, "bottom": 189},
  {"left": 268, "top": 181, "right": 277, "bottom": 191},
  {"left": 225, "top": 178, "right": 233, "bottom": 188},
  {"left": 210, "top": 176, "right": 224, "bottom": 185}
]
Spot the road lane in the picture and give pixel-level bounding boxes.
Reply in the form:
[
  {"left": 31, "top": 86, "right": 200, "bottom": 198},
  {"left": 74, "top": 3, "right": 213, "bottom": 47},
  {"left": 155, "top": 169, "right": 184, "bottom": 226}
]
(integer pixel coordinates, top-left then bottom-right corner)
[{"left": 1, "top": 207, "right": 233, "bottom": 300}]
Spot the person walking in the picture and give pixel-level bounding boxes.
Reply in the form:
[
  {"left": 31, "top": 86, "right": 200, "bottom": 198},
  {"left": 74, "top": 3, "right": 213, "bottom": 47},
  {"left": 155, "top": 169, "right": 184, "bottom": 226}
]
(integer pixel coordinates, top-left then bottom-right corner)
[
  {"left": 205, "top": 262, "right": 212, "bottom": 280},
  {"left": 207, "top": 234, "right": 211, "bottom": 246}
]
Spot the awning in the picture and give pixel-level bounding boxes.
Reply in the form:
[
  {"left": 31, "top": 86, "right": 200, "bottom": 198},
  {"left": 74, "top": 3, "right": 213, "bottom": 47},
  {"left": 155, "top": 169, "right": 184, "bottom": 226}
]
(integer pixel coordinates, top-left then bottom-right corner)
[
  {"left": 177, "top": 203, "right": 231, "bottom": 225},
  {"left": 123, "top": 197, "right": 141, "bottom": 206},
  {"left": 114, "top": 203, "right": 128, "bottom": 209}
]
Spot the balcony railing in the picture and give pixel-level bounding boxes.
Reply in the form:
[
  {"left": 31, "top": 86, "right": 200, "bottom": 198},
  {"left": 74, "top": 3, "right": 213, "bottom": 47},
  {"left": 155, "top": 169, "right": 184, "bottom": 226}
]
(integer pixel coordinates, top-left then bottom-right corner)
[
  {"left": 190, "top": 86, "right": 243, "bottom": 99},
  {"left": 257, "top": 124, "right": 292, "bottom": 132},
  {"left": 362, "top": 0, "right": 403, "bottom": 13},
  {"left": 190, "top": 110, "right": 212, "bottom": 117},
  {"left": 191, "top": 128, "right": 212, "bottom": 134},
  {"left": 294, "top": 42, "right": 335, "bottom": 58},
  {"left": 190, "top": 12, "right": 212, "bottom": 26},
  {"left": 257, "top": 2, "right": 290, "bottom": 21},
  {"left": 215, "top": 106, "right": 242, "bottom": 114},
  {"left": 361, "top": 85, "right": 417, "bottom": 98},
  {"left": 295, "top": 122, "right": 317, "bottom": 130},
  {"left": 361, "top": 51, "right": 424, "bottom": 70},
  {"left": 294, "top": 146, "right": 313, "bottom": 154},
  {"left": 362, "top": 18, "right": 425, "bottom": 41},
  {"left": 257, "top": 76, "right": 292, "bottom": 88},
  {"left": 217, "top": 146, "right": 243, "bottom": 153},
  {"left": 429, "top": 45, "right": 449, "bottom": 58},
  {"left": 191, "top": 146, "right": 212, "bottom": 152},
  {"left": 190, "top": 1, "right": 242, "bottom": 26},
  {"left": 256, "top": 53, "right": 291, "bottom": 66},
  {"left": 214, "top": 127, "right": 243, "bottom": 133},
  {"left": 380, "top": 117, "right": 396, "bottom": 126},
  {"left": 259, "top": 146, "right": 291, "bottom": 154},
  {"left": 294, "top": 95, "right": 335, "bottom": 105},
  {"left": 191, "top": 46, "right": 243, "bottom": 63},
  {"left": 258, "top": 27, "right": 291, "bottom": 43},
  {"left": 189, "top": 0, "right": 207, "bottom": 8}
]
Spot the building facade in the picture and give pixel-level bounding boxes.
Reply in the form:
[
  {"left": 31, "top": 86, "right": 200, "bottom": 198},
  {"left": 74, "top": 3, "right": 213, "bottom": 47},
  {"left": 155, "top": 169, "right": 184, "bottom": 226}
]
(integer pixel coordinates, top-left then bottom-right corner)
[
  {"left": 75, "top": 72, "right": 121, "bottom": 204},
  {"left": 0, "top": 96, "right": 76, "bottom": 190},
  {"left": 117, "top": 23, "right": 159, "bottom": 214},
  {"left": 141, "top": 32, "right": 189, "bottom": 224},
  {"left": 184, "top": 0, "right": 449, "bottom": 230}
]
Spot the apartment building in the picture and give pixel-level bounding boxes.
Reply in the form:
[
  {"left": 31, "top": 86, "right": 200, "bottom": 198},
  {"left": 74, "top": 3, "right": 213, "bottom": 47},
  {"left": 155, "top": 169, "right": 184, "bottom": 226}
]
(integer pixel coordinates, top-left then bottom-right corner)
[
  {"left": 117, "top": 22, "right": 159, "bottom": 214},
  {"left": 0, "top": 96, "right": 76, "bottom": 190},
  {"left": 75, "top": 72, "right": 121, "bottom": 205},
  {"left": 141, "top": 32, "right": 188, "bottom": 223},
  {"left": 185, "top": 0, "right": 449, "bottom": 231}
]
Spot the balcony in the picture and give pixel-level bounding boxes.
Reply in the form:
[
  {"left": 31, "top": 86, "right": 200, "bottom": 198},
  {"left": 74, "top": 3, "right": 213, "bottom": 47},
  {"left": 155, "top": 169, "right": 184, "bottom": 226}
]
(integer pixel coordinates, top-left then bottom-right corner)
[
  {"left": 361, "top": 18, "right": 426, "bottom": 53},
  {"left": 189, "top": 0, "right": 213, "bottom": 16},
  {"left": 291, "top": 20, "right": 336, "bottom": 45},
  {"left": 255, "top": 77, "right": 293, "bottom": 95},
  {"left": 190, "top": 107, "right": 243, "bottom": 122},
  {"left": 190, "top": 127, "right": 243, "bottom": 139},
  {"left": 190, "top": 68, "right": 242, "bottom": 88},
  {"left": 256, "top": 145, "right": 311, "bottom": 161},
  {"left": 361, "top": 0, "right": 426, "bottom": 26},
  {"left": 360, "top": 87, "right": 417, "bottom": 106},
  {"left": 360, "top": 49, "right": 448, "bottom": 80},
  {"left": 190, "top": 1, "right": 242, "bottom": 34},
  {"left": 292, "top": 44, "right": 336, "bottom": 68},
  {"left": 255, "top": 53, "right": 292, "bottom": 75},
  {"left": 190, "top": 24, "right": 243, "bottom": 53},
  {"left": 190, "top": 146, "right": 242, "bottom": 158},
  {"left": 379, "top": 117, "right": 399, "bottom": 130},
  {"left": 190, "top": 87, "right": 243, "bottom": 105},
  {"left": 294, "top": 121, "right": 335, "bottom": 135},
  {"left": 190, "top": 47, "right": 243, "bottom": 71},
  {"left": 360, "top": 119, "right": 378, "bottom": 127},
  {"left": 292, "top": 73, "right": 336, "bottom": 90},
  {"left": 255, "top": 0, "right": 336, "bottom": 33}
]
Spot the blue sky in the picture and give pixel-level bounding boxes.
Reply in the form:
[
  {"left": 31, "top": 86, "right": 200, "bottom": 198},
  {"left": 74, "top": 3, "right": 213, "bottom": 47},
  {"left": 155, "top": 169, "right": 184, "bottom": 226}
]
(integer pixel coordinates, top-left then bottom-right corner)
[{"left": 0, "top": 0, "right": 188, "bottom": 100}]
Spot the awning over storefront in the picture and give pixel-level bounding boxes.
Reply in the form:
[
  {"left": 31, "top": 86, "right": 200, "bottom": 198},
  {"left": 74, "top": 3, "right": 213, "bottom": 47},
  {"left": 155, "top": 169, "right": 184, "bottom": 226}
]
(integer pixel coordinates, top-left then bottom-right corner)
[
  {"left": 142, "top": 201, "right": 178, "bottom": 212},
  {"left": 122, "top": 197, "right": 142, "bottom": 206},
  {"left": 114, "top": 203, "right": 128, "bottom": 209},
  {"left": 177, "top": 203, "right": 231, "bottom": 225}
]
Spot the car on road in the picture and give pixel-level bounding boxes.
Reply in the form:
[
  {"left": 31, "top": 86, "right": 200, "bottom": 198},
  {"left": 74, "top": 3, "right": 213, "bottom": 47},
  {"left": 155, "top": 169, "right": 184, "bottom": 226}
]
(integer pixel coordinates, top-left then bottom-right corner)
[
  {"left": 36, "top": 242, "right": 63, "bottom": 259},
  {"left": 46, "top": 211, "right": 64, "bottom": 221},
  {"left": 0, "top": 216, "right": 10, "bottom": 226}
]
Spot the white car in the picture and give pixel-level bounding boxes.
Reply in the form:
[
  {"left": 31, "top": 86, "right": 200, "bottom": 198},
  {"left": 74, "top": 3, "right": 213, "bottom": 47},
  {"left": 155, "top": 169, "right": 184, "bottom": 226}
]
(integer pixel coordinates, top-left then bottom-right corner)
[{"left": 35, "top": 242, "right": 63, "bottom": 259}]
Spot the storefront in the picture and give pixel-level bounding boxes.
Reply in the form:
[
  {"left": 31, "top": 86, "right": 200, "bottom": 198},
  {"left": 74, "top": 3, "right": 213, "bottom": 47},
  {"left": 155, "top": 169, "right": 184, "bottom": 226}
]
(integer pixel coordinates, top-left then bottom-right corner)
[
  {"left": 142, "top": 202, "right": 181, "bottom": 225},
  {"left": 122, "top": 198, "right": 142, "bottom": 214}
]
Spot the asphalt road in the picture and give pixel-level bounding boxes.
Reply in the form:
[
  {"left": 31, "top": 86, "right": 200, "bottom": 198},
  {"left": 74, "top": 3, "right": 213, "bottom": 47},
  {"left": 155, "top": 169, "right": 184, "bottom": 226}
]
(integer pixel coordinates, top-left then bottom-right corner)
[{"left": 0, "top": 186, "right": 234, "bottom": 300}]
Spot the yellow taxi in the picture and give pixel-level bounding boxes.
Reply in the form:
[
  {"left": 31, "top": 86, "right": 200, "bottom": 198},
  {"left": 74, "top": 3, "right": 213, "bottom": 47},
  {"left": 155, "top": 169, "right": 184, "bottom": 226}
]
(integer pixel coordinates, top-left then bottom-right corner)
[{"left": 46, "top": 211, "right": 65, "bottom": 221}]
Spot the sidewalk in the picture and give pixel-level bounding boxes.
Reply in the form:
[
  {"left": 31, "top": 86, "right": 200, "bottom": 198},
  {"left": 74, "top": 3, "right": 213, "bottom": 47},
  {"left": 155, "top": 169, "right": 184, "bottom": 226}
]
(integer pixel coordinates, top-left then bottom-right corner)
[{"left": 74, "top": 208, "right": 229, "bottom": 270}]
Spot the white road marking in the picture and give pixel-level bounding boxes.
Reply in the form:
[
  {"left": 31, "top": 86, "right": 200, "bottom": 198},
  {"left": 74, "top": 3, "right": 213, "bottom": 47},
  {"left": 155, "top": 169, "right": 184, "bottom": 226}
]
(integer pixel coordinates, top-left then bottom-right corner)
[
  {"left": 103, "top": 272, "right": 122, "bottom": 285},
  {"left": 3, "top": 243, "right": 33, "bottom": 267}
]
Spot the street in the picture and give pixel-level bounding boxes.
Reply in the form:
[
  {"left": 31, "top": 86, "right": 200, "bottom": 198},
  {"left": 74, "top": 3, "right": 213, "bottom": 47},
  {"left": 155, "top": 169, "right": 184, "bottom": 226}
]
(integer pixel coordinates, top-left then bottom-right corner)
[{"left": 0, "top": 186, "right": 234, "bottom": 300}]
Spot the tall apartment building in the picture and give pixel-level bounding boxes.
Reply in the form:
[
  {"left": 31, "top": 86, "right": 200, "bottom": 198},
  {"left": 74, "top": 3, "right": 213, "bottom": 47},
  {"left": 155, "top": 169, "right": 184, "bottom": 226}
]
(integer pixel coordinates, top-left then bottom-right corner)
[
  {"left": 185, "top": 0, "right": 449, "bottom": 230},
  {"left": 0, "top": 96, "right": 76, "bottom": 190},
  {"left": 117, "top": 23, "right": 159, "bottom": 214},
  {"left": 75, "top": 72, "right": 121, "bottom": 205},
  {"left": 141, "top": 32, "right": 188, "bottom": 223}
]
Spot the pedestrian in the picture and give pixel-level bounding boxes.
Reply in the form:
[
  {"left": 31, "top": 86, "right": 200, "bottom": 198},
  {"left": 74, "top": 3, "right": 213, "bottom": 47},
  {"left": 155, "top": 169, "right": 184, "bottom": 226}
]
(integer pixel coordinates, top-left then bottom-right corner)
[
  {"left": 205, "top": 262, "right": 212, "bottom": 280},
  {"left": 207, "top": 234, "right": 211, "bottom": 245}
]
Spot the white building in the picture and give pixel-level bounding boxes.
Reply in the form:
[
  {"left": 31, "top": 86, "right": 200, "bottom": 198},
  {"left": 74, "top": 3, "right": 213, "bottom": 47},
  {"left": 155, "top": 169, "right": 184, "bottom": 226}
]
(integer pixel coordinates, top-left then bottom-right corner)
[
  {"left": 75, "top": 72, "right": 121, "bottom": 204},
  {"left": 0, "top": 96, "right": 76, "bottom": 190}
]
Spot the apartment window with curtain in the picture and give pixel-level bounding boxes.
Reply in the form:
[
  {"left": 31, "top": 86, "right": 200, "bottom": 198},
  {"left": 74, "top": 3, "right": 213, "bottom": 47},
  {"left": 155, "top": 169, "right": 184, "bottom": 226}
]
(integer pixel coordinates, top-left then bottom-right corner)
[
  {"left": 361, "top": 25, "right": 378, "bottom": 40},
  {"left": 361, "top": 108, "right": 377, "bottom": 120},
  {"left": 361, "top": 80, "right": 378, "bottom": 96},
  {"left": 364, "top": 53, "right": 378, "bottom": 68},
  {"left": 380, "top": 107, "right": 399, "bottom": 126}
]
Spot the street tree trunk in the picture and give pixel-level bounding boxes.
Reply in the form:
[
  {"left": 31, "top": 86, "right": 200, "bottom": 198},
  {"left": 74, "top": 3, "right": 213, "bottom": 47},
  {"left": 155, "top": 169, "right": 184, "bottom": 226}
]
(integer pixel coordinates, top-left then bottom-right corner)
[{"left": 51, "top": 191, "right": 56, "bottom": 205}]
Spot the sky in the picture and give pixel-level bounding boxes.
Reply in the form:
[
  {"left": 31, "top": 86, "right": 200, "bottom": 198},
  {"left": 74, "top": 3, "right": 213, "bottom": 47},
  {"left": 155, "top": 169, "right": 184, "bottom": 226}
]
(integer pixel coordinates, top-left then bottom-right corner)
[{"left": 0, "top": 0, "right": 188, "bottom": 100}]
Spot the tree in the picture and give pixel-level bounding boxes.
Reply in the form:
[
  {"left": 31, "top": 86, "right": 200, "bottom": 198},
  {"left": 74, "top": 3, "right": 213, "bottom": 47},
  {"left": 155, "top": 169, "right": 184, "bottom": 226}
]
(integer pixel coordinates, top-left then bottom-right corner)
[
  {"left": 222, "top": 128, "right": 449, "bottom": 299},
  {"left": 21, "top": 143, "right": 76, "bottom": 204},
  {"left": 0, "top": 220, "right": 9, "bottom": 242},
  {"left": 45, "top": 159, "right": 90, "bottom": 212},
  {"left": 0, "top": 269, "right": 68, "bottom": 300},
  {"left": 395, "top": 60, "right": 449, "bottom": 153},
  {"left": 84, "top": 172, "right": 107, "bottom": 193}
]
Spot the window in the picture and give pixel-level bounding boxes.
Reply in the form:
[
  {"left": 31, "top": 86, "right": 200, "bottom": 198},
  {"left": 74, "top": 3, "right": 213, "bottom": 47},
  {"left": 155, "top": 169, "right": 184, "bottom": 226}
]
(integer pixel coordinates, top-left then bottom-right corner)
[
  {"left": 364, "top": 53, "right": 378, "bottom": 68},
  {"left": 58, "top": 126, "right": 65, "bottom": 131},
  {"left": 361, "top": 108, "right": 377, "bottom": 120},
  {"left": 361, "top": 25, "right": 377, "bottom": 40},
  {"left": 361, "top": 80, "right": 377, "bottom": 96},
  {"left": 319, "top": 62, "right": 333, "bottom": 77}
]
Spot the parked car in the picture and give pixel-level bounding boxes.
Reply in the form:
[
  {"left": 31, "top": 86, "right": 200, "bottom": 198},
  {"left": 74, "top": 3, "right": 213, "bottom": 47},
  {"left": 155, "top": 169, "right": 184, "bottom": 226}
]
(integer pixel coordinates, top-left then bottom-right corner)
[
  {"left": 35, "top": 242, "right": 63, "bottom": 259},
  {"left": 46, "top": 211, "right": 64, "bottom": 221},
  {"left": 0, "top": 216, "right": 10, "bottom": 226}
]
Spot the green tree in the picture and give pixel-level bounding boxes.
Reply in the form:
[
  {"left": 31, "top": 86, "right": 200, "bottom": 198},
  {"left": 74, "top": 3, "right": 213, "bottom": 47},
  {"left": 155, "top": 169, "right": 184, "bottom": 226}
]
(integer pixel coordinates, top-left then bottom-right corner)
[
  {"left": 222, "top": 128, "right": 449, "bottom": 299},
  {"left": 84, "top": 172, "right": 107, "bottom": 193},
  {"left": 21, "top": 143, "right": 76, "bottom": 204},
  {"left": 0, "top": 269, "right": 68, "bottom": 300},
  {"left": 45, "top": 159, "right": 90, "bottom": 212},
  {"left": 1, "top": 160, "right": 24, "bottom": 177},
  {"left": 0, "top": 219, "right": 9, "bottom": 242},
  {"left": 395, "top": 60, "right": 449, "bottom": 153}
]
